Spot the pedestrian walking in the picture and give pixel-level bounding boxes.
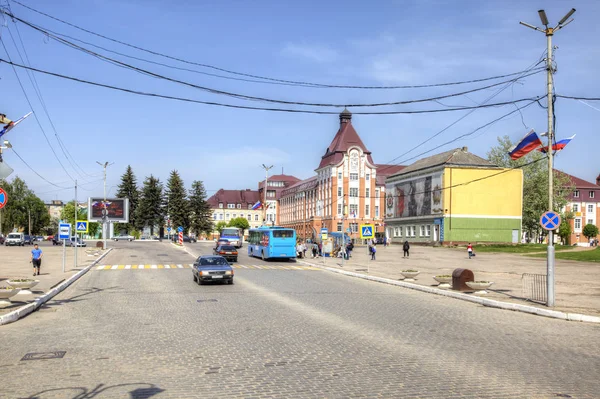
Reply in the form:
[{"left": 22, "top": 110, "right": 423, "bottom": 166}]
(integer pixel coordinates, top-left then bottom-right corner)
[
  {"left": 403, "top": 240, "right": 410, "bottom": 258},
  {"left": 302, "top": 242, "right": 307, "bottom": 258},
  {"left": 370, "top": 243, "right": 377, "bottom": 260},
  {"left": 312, "top": 243, "right": 318, "bottom": 258},
  {"left": 467, "top": 243, "right": 474, "bottom": 259},
  {"left": 31, "top": 243, "right": 43, "bottom": 276}
]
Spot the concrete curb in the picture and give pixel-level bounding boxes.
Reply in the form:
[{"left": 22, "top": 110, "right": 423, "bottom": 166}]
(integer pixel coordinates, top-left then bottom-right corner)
[
  {"left": 297, "top": 260, "right": 600, "bottom": 324},
  {"left": 0, "top": 248, "right": 114, "bottom": 326}
]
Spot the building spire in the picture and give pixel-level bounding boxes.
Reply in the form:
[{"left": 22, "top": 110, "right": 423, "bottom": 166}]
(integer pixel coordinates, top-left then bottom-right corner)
[{"left": 339, "top": 108, "right": 352, "bottom": 126}]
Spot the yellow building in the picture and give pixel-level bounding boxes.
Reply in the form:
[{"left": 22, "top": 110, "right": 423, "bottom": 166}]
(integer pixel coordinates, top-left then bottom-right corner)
[{"left": 385, "top": 147, "right": 523, "bottom": 244}]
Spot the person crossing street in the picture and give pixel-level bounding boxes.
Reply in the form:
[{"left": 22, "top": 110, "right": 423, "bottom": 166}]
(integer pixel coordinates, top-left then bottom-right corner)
[{"left": 30, "top": 243, "right": 43, "bottom": 276}]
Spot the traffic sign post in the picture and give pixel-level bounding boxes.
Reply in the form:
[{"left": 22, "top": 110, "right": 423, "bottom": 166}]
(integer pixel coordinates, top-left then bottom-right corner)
[
  {"left": 321, "top": 228, "right": 328, "bottom": 241},
  {"left": 178, "top": 226, "right": 183, "bottom": 245},
  {"left": 359, "top": 224, "right": 374, "bottom": 240},
  {"left": 59, "top": 223, "right": 71, "bottom": 273},
  {"left": 540, "top": 210, "right": 561, "bottom": 307}
]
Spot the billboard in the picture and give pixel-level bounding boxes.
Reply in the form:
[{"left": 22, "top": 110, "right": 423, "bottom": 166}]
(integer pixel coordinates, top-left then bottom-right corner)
[
  {"left": 88, "top": 198, "right": 129, "bottom": 223},
  {"left": 386, "top": 173, "right": 443, "bottom": 218}
]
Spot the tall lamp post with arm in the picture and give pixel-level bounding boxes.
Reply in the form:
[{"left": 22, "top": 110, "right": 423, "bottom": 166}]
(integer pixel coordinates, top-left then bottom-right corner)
[
  {"left": 96, "top": 161, "right": 114, "bottom": 250},
  {"left": 520, "top": 8, "right": 575, "bottom": 307},
  {"left": 261, "top": 164, "right": 273, "bottom": 226}
]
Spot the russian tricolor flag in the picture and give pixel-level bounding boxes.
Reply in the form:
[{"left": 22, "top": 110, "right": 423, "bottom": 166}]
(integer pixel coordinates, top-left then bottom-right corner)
[
  {"left": 508, "top": 130, "right": 543, "bottom": 160},
  {"left": 538, "top": 134, "right": 576, "bottom": 153},
  {"left": 251, "top": 201, "right": 262, "bottom": 210},
  {"left": 0, "top": 112, "right": 32, "bottom": 138}
]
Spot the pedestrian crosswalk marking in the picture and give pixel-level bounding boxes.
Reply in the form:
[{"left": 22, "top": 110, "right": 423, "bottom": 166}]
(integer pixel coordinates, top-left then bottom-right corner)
[{"left": 95, "top": 264, "right": 319, "bottom": 271}]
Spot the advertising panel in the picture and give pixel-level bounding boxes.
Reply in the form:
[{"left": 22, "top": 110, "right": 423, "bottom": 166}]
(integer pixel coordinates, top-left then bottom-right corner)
[
  {"left": 88, "top": 198, "right": 129, "bottom": 223},
  {"left": 386, "top": 172, "right": 443, "bottom": 218}
]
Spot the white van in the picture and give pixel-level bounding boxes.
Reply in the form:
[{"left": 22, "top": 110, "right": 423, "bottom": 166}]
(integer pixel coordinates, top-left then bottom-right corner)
[{"left": 5, "top": 232, "right": 25, "bottom": 246}]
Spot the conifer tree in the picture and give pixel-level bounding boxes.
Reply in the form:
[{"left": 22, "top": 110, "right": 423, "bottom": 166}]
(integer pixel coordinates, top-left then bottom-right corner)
[
  {"left": 189, "top": 180, "right": 213, "bottom": 236},
  {"left": 135, "top": 175, "right": 164, "bottom": 235},
  {"left": 116, "top": 165, "right": 139, "bottom": 231},
  {"left": 165, "top": 170, "right": 189, "bottom": 232}
]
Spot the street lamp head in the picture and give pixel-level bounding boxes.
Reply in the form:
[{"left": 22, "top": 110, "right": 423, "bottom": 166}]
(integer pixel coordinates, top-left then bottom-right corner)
[
  {"left": 538, "top": 9, "right": 549, "bottom": 26},
  {"left": 3, "top": 140, "right": 11, "bottom": 148},
  {"left": 558, "top": 8, "right": 576, "bottom": 26}
]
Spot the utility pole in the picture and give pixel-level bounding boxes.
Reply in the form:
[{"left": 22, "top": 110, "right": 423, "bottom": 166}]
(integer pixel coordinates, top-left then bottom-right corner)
[
  {"left": 97, "top": 161, "right": 113, "bottom": 250},
  {"left": 261, "top": 164, "right": 273, "bottom": 225},
  {"left": 74, "top": 180, "right": 78, "bottom": 271},
  {"left": 520, "top": 8, "right": 575, "bottom": 307},
  {"left": 341, "top": 194, "right": 346, "bottom": 267},
  {"left": 28, "top": 208, "right": 31, "bottom": 236}
]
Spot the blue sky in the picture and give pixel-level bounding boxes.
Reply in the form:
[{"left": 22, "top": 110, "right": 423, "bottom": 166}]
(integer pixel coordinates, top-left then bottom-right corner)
[{"left": 0, "top": 0, "right": 598, "bottom": 202}]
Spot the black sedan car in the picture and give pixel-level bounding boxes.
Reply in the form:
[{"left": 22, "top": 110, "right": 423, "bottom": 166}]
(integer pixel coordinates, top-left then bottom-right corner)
[
  {"left": 213, "top": 245, "right": 238, "bottom": 262},
  {"left": 192, "top": 255, "right": 234, "bottom": 285}
]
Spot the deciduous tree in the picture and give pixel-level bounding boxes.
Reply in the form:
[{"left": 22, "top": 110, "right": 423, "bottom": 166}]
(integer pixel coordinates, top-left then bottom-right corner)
[
  {"left": 215, "top": 221, "right": 227, "bottom": 235},
  {"left": 583, "top": 224, "right": 599, "bottom": 241},
  {"left": 487, "top": 136, "right": 574, "bottom": 241},
  {"left": 228, "top": 217, "right": 250, "bottom": 236}
]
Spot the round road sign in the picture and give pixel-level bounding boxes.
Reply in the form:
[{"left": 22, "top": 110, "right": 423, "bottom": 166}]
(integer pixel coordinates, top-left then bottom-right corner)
[
  {"left": 540, "top": 211, "right": 561, "bottom": 231},
  {"left": 0, "top": 187, "right": 7, "bottom": 209}
]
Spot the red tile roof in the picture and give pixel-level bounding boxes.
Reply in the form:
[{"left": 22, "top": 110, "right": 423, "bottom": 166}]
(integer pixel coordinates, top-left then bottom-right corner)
[
  {"left": 207, "top": 189, "right": 261, "bottom": 208},
  {"left": 555, "top": 170, "right": 599, "bottom": 189},
  {"left": 375, "top": 164, "right": 407, "bottom": 186},
  {"left": 281, "top": 176, "right": 318, "bottom": 197},
  {"left": 318, "top": 109, "right": 374, "bottom": 169}
]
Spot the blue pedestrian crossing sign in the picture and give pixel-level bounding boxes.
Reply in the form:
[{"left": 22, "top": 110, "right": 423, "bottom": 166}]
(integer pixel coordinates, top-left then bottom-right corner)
[
  {"left": 177, "top": 226, "right": 183, "bottom": 233},
  {"left": 167, "top": 227, "right": 172, "bottom": 232},
  {"left": 76, "top": 220, "right": 88, "bottom": 233},
  {"left": 360, "top": 224, "right": 374, "bottom": 239},
  {"left": 540, "top": 211, "right": 561, "bottom": 231}
]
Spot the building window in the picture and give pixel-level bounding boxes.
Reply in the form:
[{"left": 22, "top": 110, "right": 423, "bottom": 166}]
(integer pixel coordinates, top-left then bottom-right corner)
[
  {"left": 338, "top": 172, "right": 342, "bottom": 180},
  {"left": 338, "top": 187, "right": 342, "bottom": 197},
  {"left": 255, "top": 215, "right": 259, "bottom": 221},
  {"left": 247, "top": 215, "right": 251, "bottom": 221},
  {"left": 218, "top": 214, "right": 223, "bottom": 220},
  {"left": 575, "top": 218, "right": 581, "bottom": 230},
  {"left": 425, "top": 225, "right": 431, "bottom": 237},
  {"left": 219, "top": 203, "right": 223, "bottom": 209},
  {"left": 588, "top": 219, "right": 594, "bottom": 225},
  {"left": 365, "top": 205, "right": 370, "bottom": 216},
  {"left": 573, "top": 204, "right": 579, "bottom": 212},
  {"left": 237, "top": 204, "right": 241, "bottom": 209},
  {"left": 337, "top": 203, "right": 342, "bottom": 215},
  {"left": 366, "top": 173, "right": 370, "bottom": 181},
  {"left": 588, "top": 204, "right": 594, "bottom": 213},
  {"left": 337, "top": 223, "right": 342, "bottom": 232},
  {"left": 349, "top": 204, "right": 358, "bottom": 215},
  {"left": 350, "top": 223, "right": 358, "bottom": 233},
  {"left": 349, "top": 188, "right": 358, "bottom": 197},
  {"left": 213, "top": 214, "right": 217, "bottom": 220},
  {"left": 365, "top": 188, "right": 370, "bottom": 199},
  {"left": 225, "top": 213, "right": 230, "bottom": 220},
  {"left": 350, "top": 173, "right": 358, "bottom": 181},
  {"left": 398, "top": 227, "right": 402, "bottom": 237},
  {"left": 574, "top": 190, "right": 580, "bottom": 198},
  {"left": 375, "top": 206, "right": 379, "bottom": 218},
  {"left": 590, "top": 191, "right": 596, "bottom": 198},
  {"left": 419, "top": 225, "right": 425, "bottom": 237},
  {"left": 375, "top": 189, "right": 380, "bottom": 198},
  {"left": 406, "top": 226, "right": 410, "bottom": 237},
  {"left": 240, "top": 214, "right": 244, "bottom": 218}
]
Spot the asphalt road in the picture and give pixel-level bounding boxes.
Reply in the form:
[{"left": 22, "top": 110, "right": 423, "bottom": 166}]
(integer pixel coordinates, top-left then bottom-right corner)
[{"left": 0, "top": 241, "right": 598, "bottom": 398}]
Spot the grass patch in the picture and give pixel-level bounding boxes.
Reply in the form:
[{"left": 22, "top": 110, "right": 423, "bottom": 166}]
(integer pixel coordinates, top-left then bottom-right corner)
[
  {"left": 470, "top": 244, "right": 571, "bottom": 253},
  {"left": 528, "top": 247, "right": 600, "bottom": 262}
]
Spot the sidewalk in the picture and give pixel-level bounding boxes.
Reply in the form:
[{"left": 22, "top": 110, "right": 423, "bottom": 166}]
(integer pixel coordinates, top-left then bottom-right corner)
[
  {"left": 0, "top": 244, "right": 107, "bottom": 315},
  {"left": 302, "top": 244, "right": 600, "bottom": 317}
]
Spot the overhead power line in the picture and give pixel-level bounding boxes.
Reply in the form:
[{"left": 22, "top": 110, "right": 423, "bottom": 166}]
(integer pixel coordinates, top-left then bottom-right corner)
[
  {"left": 2, "top": 12, "right": 546, "bottom": 109},
  {"left": 10, "top": 148, "right": 70, "bottom": 189},
  {"left": 0, "top": 58, "right": 541, "bottom": 115},
  {"left": 6, "top": 2, "right": 545, "bottom": 90}
]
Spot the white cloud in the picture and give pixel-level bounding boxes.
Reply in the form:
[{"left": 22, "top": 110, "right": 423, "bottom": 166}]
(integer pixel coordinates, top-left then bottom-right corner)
[{"left": 281, "top": 43, "right": 339, "bottom": 63}]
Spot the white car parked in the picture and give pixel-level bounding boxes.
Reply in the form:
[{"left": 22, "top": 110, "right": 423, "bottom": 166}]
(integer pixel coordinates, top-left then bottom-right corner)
[{"left": 113, "top": 234, "right": 135, "bottom": 242}]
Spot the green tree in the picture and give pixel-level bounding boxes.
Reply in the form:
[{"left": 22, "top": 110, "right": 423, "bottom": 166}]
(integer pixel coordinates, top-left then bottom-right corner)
[
  {"left": 583, "top": 224, "right": 599, "bottom": 241},
  {"left": 188, "top": 180, "right": 213, "bottom": 236},
  {"left": 135, "top": 175, "right": 164, "bottom": 235},
  {"left": 116, "top": 165, "right": 139, "bottom": 232},
  {"left": 215, "top": 221, "right": 227, "bottom": 235},
  {"left": 165, "top": 170, "right": 189, "bottom": 232},
  {"left": 228, "top": 217, "right": 250, "bottom": 236},
  {"left": 0, "top": 177, "right": 50, "bottom": 235},
  {"left": 487, "top": 136, "right": 574, "bottom": 241},
  {"left": 558, "top": 220, "right": 572, "bottom": 245}
]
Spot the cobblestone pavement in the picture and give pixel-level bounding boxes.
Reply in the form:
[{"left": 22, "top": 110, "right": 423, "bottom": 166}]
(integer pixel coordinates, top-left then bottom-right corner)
[{"left": 0, "top": 241, "right": 598, "bottom": 398}]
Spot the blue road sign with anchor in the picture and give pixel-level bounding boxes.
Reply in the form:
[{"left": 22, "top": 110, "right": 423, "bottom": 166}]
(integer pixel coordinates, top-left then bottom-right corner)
[{"left": 540, "top": 211, "right": 561, "bottom": 231}]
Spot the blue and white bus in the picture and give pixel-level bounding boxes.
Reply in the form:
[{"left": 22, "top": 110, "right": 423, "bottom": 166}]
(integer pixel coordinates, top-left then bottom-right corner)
[
  {"left": 247, "top": 226, "right": 296, "bottom": 260},
  {"left": 220, "top": 227, "right": 243, "bottom": 248}
]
